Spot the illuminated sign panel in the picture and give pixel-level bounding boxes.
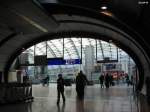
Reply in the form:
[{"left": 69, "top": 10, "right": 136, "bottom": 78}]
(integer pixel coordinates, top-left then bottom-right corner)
[{"left": 47, "top": 58, "right": 81, "bottom": 65}]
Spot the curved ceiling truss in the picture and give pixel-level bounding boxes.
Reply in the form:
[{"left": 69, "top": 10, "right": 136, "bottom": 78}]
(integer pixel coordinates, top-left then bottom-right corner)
[{"left": 23, "top": 38, "right": 120, "bottom": 62}]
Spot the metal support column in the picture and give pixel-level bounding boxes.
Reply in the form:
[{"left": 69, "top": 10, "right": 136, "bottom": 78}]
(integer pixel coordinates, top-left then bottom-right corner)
[
  {"left": 63, "top": 37, "right": 64, "bottom": 59},
  {"left": 34, "top": 45, "right": 36, "bottom": 77},
  {"left": 96, "top": 40, "right": 97, "bottom": 61},
  {"left": 80, "top": 37, "right": 82, "bottom": 71},
  {"left": 46, "top": 41, "right": 48, "bottom": 75}
]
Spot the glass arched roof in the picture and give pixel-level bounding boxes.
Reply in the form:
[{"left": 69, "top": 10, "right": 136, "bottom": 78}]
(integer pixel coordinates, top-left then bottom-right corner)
[{"left": 23, "top": 38, "right": 131, "bottom": 64}]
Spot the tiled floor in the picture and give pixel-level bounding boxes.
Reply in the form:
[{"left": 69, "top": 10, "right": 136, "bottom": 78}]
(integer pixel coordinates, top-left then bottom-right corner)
[{"left": 0, "top": 84, "right": 142, "bottom": 112}]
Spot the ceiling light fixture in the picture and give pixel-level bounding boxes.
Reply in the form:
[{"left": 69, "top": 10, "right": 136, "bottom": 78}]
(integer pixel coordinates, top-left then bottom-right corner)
[{"left": 101, "top": 6, "right": 107, "bottom": 10}]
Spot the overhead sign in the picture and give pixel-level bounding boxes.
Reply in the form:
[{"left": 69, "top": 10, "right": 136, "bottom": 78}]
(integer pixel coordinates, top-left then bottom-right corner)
[
  {"left": 65, "top": 59, "right": 81, "bottom": 65},
  {"left": 47, "top": 58, "right": 65, "bottom": 65},
  {"left": 34, "top": 55, "right": 47, "bottom": 65},
  {"left": 47, "top": 58, "right": 81, "bottom": 65},
  {"left": 97, "top": 60, "right": 118, "bottom": 63}
]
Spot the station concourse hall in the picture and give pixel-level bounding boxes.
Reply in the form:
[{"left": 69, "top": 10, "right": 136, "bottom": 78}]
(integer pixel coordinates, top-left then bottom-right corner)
[{"left": 0, "top": 0, "right": 150, "bottom": 112}]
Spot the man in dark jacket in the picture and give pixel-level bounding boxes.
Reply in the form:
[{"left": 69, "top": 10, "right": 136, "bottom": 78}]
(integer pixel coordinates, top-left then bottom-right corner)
[
  {"left": 57, "top": 74, "right": 65, "bottom": 104},
  {"left": 76, "top": 71, "right": 88, "bottom": 99}
]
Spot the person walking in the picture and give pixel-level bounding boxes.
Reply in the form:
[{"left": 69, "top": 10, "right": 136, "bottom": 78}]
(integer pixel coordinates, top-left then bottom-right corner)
[
  {"left": 57, "top": 74, "right": 65, "bottom": 104},
  {"left": 125, "top": 74, "right": 130, "bottom": 86},
  {"left": 99, "top": 74, "right": 104, "bottom": 88},
  {"left": 45, "top": 75, "right": 50, "bottom": 86},
  {"left": 42, "top": 75, "right": 50, "bottom": 86},
  {"left": 105, "top": 73, "right": 110, "bottom": 88},
  {"left": 76, "top": 71, "right": 88, "bottom": 99},
  {"left": 109, "top": 74, "right": 114, "bottom": 86}
]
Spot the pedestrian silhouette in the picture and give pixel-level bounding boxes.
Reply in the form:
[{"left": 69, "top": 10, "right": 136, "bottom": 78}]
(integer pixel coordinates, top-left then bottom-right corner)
[
  {"left": 125, "top": 74, "right": 130, "bottom": 86},
  {"left": 42, "top": 75, "right": 49, "bottom": 86},
  {"left": 105, "top": 73, "right": 110, "bottom": 88},
  {"left": 109, "top": 74, "right": 114, "bottom": 86},
  {"left": 76, "top": 71, "right": 88, "bottom": 99},
  {"left": 57, "top": 74, "right": 65, "bottom": 104},
  {"left": 99, "top": 74, "right": 104, "bottom": 88}
]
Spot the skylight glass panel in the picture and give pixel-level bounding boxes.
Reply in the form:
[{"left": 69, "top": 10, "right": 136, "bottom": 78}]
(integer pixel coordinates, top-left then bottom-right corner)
[
  {"left": 47, "top": 40, "right": 63, "bottom": 57},
  {"left": 35, "top": 42, "right": 46, "bottom": 55}
]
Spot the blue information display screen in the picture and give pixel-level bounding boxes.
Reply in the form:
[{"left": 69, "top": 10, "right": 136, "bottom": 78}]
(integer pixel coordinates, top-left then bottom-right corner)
[
  {"left": 65, "top": 59, "right": 81, "bottom": 64},
  {"left": 47, "top": 58, "right": 81, "bottom": 65},
  {"left": 47, "top": 58, "right": 65, "bottom": 65}
]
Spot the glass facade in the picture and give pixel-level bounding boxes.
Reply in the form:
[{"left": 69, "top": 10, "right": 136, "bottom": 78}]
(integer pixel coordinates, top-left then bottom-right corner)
[{"left": 14, "top": 38, "right": 135, "bottom": 83}]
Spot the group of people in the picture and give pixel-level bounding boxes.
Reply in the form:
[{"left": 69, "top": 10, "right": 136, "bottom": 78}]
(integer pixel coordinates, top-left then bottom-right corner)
[
  {"left": 56, "top": 71, "right": 88, "bottom": 104},
  {"left": 56, "top": 71, "right": 135, "bottom": 104},
  {"left": 99, "top": 73, "right": 134, "bottom": 88},
  {"left": 56, "top": 72, "right": 133, "bottom": 104},
  {"left": 99, "top": 73, "right": 114, "bottom": 88}
]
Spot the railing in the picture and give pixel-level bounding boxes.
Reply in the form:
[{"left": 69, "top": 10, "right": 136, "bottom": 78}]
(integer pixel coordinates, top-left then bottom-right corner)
[{"left": 0, "top": 83, "right": 33, "bottom": 104}]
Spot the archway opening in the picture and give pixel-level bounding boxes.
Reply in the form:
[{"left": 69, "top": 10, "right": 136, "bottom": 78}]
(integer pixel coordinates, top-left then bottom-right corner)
[
  {"left": 3, "top": 29, "right": 147, "bottom": 111},
  {"left": 9, "top": 37, "right": 140, "bottom": 95}
]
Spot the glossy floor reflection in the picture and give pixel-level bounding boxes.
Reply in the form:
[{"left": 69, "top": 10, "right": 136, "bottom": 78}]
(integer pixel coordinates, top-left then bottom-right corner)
[{"left": 0, "top": 84, "right": 144, "bottom": 112}]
